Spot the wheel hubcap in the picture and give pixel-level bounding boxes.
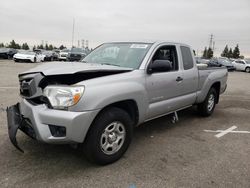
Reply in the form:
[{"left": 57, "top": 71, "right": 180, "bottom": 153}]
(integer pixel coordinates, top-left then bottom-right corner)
[
  {"left": 100, "top": 121, "right": 126, "bottom": 155},
  {"left": 207, "top": 94, "right": 215, "bottom": 111}
]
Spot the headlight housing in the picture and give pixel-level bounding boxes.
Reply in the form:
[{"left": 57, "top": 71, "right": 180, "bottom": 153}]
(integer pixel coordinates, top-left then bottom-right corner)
[{"left": 43, "top": 85, "right": 85, "bottom": 109}]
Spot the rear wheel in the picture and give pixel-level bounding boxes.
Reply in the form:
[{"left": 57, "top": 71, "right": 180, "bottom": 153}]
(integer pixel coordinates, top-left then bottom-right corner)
[
  {"left": 198, "top": 88, "right": 217, "bottom": 117},
  {"left": 245, "top": 67, "right": 250, "bottom": 73},
  {"left": 83, "top": 107, "right": 133, "bottom": 165}
]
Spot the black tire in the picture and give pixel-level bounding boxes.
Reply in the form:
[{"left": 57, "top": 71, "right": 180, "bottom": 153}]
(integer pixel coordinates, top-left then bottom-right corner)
[
  {"left": 198, "top": 88, "right": 217, "bottom": 117},
  {"left": 245, "top": 67, "right": 250, "bottom": 73},
  {"left": 83, "top": 107, "right": 133, "bottom": 165}
]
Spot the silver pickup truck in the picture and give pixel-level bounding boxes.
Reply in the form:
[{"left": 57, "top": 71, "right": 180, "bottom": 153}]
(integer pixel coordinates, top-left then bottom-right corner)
[{"left": 7, "top": 41, "right": 228, "bottom": 164}]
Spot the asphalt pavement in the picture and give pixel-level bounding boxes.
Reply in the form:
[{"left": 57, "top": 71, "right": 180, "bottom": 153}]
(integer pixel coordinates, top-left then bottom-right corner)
[{"left": 0, "top": 59, "right": 249, "bottom": 188}]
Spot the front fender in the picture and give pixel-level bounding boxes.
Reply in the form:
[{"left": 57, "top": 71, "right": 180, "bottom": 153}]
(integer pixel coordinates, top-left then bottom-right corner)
[{"left": 71, "top": 81, "right": 149, "bottom": 124}]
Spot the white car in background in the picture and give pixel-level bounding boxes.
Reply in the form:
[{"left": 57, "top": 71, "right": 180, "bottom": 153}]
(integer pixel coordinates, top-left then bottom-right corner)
[
  {"left": 232, "top": 59, "right": 250, "bottom": 73},
  {"left": 58, "top": 49, "right": 70, "bottom": 61},
  {"left": 13, "top": 50, "right": 44, "bottom": 63}
]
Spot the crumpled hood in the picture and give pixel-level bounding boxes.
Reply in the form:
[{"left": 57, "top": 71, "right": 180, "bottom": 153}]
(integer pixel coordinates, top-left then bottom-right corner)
[{"left": 21, "top": 62, "right": 133, "bottom": 76}]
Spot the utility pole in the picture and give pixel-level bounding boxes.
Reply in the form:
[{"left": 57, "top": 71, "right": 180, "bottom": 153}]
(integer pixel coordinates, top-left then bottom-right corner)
[
  {"left": 86, "top": 40, "right": 89, "bottom": 49},
  {"left": 209, "top": 34, "right": 213, "bottom": 49},
  {"left": 82, "top": 39, "right": 85, "bottom": 48},
  {"left": 71, "top": 18, "right": 75, "bottom": 48}
]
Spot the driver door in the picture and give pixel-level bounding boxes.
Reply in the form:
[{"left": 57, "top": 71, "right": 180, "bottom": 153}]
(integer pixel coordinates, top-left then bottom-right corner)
[{"left": 145, "top": 45, "right": 183, "bottom": 120}]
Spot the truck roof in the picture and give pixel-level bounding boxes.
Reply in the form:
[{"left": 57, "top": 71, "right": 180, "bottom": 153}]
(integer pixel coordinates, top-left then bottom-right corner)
[{"left": 104, "top": 41, "right": 191, "bottom": 48}]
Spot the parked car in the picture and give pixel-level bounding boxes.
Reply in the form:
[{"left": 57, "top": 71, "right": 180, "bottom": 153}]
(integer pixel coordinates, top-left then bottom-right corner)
[
  {"left": 13, "top": 50, "right": 44, "bottom": 63},
  {"left": 0, "top": 48, "right": 17, "bottom": 59},
  {"left": 67, "top": 47, "right": 86, "bottom": 61},
  {"left": 58, "top": 49, "right": 69, "bottom": 61},
  {"left": 232, "top": 59, "right": 250, "bottom": 73},
  {"left": 7, "top": 41, "right": 228, "bottom": 165},
  {"left": 195, "top": 57, "right": 209, "bottom": 64},
  {"left": 42, "top": 50, "right": 58, "bottom": 61},
  {"left": 208, "top": 57, "right": 235, "bottom": 71}
]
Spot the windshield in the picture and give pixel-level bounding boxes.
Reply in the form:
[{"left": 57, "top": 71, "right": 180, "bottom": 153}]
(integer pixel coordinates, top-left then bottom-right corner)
[
  {"left": 219, "top": 59, "right": 232, "bottom": 66},
  {"left": 19, "top": 51, "right": 35, "bottom": 55},
  {"left": 82, "top": 43, "right": 152, "bottom": 69},
  {"left": 71, "top": 48, "right": 83, "bottom": 52},
  {"left": 0, "top": 48, "right": 9, "bottom": 52}
]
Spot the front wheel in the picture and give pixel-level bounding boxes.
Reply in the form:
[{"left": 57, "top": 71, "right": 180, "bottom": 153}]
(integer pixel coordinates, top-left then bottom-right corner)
[
  {"left": 83, "top": 107, "right": 133, "bottom": 165},
  {"left": 198, "top": 88, "right": 217, "bottom": 117}
]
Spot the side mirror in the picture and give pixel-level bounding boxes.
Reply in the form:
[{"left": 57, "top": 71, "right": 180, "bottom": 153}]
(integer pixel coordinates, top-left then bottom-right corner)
[{"left": 147, "top": 60, "right": 172, "bottom": 74}]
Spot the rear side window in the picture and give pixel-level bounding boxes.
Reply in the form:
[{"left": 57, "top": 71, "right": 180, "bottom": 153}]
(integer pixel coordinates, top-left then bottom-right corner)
[{"left": 180, "top": 46, "right": 194, "bottom": 70}]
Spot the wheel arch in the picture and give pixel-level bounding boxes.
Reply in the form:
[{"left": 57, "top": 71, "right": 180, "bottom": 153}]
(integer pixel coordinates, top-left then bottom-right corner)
[
  {"left": 245, "top": 66, "right": 250, "bottom": 72},
  {"left": 93, "top": 99, "right": 139, "bottom": 127},
  {"left": 210, "top": 82, "right": 221, "bottom": 103}
]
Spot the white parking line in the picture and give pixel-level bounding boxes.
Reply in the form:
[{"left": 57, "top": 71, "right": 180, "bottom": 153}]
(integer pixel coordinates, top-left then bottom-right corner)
[
  {"left": 214, "top": 126, "right": 237, "bottom": 138},
  {"left": 204, "top": 130, "right": 250, "bottom": 134},
  {"left": 204, "top": 126, "right": 250, "bottom": 138}
]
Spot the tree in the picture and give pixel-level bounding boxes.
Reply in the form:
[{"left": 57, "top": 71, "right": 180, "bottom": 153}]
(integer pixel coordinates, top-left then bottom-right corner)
[
  {"left": 233, "top": 44, "right": 240, "bottom": 59},
  {"left": 45, "top": 44, "right": 49, "bottom": 50},
  {"left": 33, "top": 45, "right": 36, "bottom": 51},
  {"left": 48, "top": 44, "right": 54, "bottom": 50},
  {"left": 228, "top": 48, "right": 233, "bottom": 58},
  {"left": 22, "top": 43, "right": 29, "bottom": 50},
  {"left": 8, "top": 40, "right": 18, "bottom": 49},
  {"left": 207, "top": 47, "right": 213, "bottom": 59},
  {"left": 221, "top": 45, "right": 229, "bottom": 57},
  {"left": 37, "top": 44, "right": 44, "bottom": 49},
  {"left": 0, "top": 43, "right": 4, "bottom": 47},
  {"left": 202, "top": 47, "right": 207, "bottom": 58},
  {"left": 202, "top": 47, "right": 213, "bottom": 59},
  {"left": 15, "top": 43, "right": 21, "bottom": 49},
  {"left": 59, "top": 45, "right": 66, "bottom": 50}
]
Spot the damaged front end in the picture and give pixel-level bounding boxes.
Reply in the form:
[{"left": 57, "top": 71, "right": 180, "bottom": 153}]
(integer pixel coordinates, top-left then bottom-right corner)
[
  {"left": 6, "top": 103, "right": 36, "bottom": 152},
  {"left": 7, "top": 63, "right": 133, "bottom": 152}
]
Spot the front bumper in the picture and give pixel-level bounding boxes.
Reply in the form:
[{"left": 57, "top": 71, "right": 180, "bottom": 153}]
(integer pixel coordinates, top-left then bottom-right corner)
[
  {"left": 14, "top": 57, "right": 33, "bottom": 62},
  {"left": 7, "top": 100, "right": 99, "bottom": 151}
]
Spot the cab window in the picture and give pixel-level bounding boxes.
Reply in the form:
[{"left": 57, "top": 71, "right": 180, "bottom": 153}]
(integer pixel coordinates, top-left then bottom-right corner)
[
  {"left": 152, "top": 45, "right": 178, "bottom": 71},
  {"left": 180, "top": 46, "right": 194, "bottom": 70}
]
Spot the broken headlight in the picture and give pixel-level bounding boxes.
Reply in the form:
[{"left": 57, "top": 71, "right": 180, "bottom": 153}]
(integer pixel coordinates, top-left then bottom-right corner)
[{"left": 43, "top": 86, "right": 84, "bottom": 109}]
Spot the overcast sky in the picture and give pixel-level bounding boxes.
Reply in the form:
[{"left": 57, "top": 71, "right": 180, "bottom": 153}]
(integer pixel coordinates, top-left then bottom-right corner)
[{"left": 0, "top": 0, "right": 250, "bottom": 57}]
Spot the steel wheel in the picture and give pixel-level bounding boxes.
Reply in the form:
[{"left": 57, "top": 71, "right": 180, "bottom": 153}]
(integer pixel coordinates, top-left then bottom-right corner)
[
  {"left": 207, "top": 94, "right": 215, "bottom": 112},
  {"left": 246, "top": 67, "right": 250, "bottom": 73},
  {"left": 100, "top": 121, "right": 126, "bottom": 155}
]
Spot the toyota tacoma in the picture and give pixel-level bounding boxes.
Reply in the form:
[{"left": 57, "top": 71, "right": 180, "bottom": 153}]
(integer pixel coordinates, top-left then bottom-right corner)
[{"left": 7, "top": 41, "right": 228, "bottom": 165}]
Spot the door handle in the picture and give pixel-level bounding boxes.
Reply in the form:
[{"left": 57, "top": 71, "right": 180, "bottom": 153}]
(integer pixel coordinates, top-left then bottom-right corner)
[{"left": 176, "top": 76, "right": 183, "bottom": 82}]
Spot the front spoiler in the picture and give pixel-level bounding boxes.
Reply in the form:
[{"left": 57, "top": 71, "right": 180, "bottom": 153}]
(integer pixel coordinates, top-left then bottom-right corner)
[{"left": 6, "top": 103, "right": 36, "bottom": 152}]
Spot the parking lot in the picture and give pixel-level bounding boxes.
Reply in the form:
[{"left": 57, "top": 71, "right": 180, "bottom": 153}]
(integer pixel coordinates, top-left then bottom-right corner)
[{"left": 0, "top": 59, "right": 249, "bottom": 187}]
